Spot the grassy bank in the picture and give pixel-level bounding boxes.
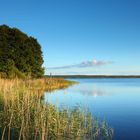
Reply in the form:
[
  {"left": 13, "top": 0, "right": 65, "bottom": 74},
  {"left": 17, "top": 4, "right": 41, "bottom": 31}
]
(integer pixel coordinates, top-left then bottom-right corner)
[
  {"left": 26, "top": 77, "right": 77, "bottom": 92},
  {"left": 0, "top": 78, "right": 113, "bottom": 140},
  {"left": 0, "top": 77, "right": 77, "bottom": 93}
]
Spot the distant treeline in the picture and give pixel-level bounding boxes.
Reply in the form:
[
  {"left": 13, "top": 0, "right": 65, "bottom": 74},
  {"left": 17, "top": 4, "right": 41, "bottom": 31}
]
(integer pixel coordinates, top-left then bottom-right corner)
[{"left": 46, "top": 75, "right": 140, "bottom": 79}]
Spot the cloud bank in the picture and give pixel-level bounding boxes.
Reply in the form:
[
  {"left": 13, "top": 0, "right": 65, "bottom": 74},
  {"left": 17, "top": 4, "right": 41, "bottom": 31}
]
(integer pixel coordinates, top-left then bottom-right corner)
[{"left": 47, "top": 59, "right": 113, "bottom": 70}]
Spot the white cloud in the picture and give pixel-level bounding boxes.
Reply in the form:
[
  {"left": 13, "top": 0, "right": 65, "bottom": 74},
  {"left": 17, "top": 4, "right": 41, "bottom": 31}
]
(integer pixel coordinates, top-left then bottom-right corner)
[{"left": 47, "top": 59, "right": 113, "bottom": 70}]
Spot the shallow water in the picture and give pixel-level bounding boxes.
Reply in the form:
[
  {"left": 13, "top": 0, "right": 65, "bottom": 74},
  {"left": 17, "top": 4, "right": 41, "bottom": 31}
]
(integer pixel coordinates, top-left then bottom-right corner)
[{"left": 45, "top": 78, "right": 140, "bottom": 140}]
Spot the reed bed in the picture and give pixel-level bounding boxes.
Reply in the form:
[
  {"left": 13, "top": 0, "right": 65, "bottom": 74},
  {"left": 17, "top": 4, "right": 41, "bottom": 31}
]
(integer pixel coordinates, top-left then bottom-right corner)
[{"left": 0, "top": 78, "right": 113, "bottom": 140}]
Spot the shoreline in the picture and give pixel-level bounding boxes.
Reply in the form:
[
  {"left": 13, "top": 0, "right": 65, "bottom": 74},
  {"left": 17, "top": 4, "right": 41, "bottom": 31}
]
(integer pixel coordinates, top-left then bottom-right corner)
[
  {"left": 48, "top": 75, "right": 140, "bottom": 79},
  {"left": 0, "top": 77, "right": 77, "bottom": 92}
]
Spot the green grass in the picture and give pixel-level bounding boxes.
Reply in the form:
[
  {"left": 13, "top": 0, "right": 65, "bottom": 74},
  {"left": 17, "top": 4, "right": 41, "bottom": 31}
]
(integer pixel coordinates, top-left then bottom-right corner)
[{"left": 0, "top": 78, "right": 113, "bottom": 140}]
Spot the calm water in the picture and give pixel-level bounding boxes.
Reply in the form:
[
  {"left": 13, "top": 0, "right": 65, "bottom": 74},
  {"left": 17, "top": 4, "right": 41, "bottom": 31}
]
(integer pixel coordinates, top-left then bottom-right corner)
[{"left": 45, "top": 78, "right": 140, "bottom": 140}]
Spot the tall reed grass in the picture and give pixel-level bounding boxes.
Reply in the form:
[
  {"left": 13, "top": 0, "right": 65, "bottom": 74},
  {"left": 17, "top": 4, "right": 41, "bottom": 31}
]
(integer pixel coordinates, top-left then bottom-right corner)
[{"left": 0, "top": 78, "right": 113, "bottom": 140}]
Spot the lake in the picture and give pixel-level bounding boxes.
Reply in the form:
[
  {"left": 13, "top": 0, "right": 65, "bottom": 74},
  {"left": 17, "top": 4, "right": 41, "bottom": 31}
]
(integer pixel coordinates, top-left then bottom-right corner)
[{"left": 45, "top": 78, "right": 140, "bottom": 140}]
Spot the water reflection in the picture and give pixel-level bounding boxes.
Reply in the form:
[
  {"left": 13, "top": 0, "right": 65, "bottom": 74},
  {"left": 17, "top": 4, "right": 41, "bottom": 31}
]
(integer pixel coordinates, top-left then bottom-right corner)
[
  {"left": 45, "top": 78, "right": 140, "bottom": 140},
  {"left": 76, "top": 85, "right": 109, "bottom": 97},
  {"left": 80, "top": 88, "right": 106, "bottom": 97}
]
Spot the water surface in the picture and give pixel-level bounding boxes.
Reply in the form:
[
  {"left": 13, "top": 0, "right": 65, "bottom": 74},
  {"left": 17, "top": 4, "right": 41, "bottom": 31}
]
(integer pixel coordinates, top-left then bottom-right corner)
[{"left": 45, "top": 78, "right": 140, "bottom": 140}]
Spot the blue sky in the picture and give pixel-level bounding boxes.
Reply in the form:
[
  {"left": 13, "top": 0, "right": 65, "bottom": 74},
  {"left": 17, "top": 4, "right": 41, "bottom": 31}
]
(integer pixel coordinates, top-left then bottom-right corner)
[{"left": 0, "top": 0, "right": 140, "bottom": 75}]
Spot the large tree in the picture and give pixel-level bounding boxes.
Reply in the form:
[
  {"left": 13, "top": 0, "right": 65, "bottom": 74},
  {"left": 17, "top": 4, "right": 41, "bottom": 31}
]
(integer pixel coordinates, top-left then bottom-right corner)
[{"left": 0, "top": 25, "right": 44, "bottom": 78}]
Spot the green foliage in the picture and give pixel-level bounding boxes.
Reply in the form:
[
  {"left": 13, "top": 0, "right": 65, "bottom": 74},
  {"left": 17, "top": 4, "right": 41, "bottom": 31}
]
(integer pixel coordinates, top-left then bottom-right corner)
[{"left": 0, "top": 25, "right": 44, "bottom": 78}]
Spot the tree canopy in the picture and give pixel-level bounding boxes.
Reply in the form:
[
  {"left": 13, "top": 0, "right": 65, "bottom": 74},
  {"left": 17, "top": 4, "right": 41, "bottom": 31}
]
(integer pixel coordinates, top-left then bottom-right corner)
[{"left": 0, "top": 25, "right": 44, "bottom": 78}]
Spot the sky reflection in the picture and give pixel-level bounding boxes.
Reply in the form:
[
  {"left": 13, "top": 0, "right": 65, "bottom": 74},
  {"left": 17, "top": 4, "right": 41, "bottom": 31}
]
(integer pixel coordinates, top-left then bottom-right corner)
[{"left": 45, "top": 78, "right": 140, "bottom": 140}]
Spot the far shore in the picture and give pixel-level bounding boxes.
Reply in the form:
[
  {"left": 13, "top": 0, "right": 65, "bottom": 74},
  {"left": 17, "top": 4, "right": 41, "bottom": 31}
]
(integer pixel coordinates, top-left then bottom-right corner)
[{"left": 46, "top": 75, "right": 140, "bottom": 79}]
